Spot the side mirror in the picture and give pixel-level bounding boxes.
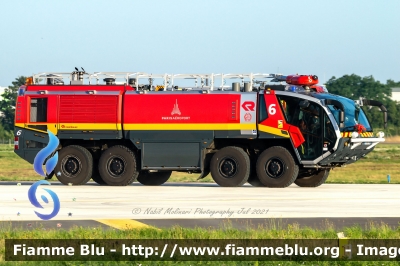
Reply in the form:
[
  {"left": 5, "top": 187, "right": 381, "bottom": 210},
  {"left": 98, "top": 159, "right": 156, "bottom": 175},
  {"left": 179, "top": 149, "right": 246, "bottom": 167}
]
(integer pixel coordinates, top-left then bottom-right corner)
[
  {"left": 299, "top": 100, "right": 310, "bottom": 108},
  {"left": 324, "top": 99, "right": 345, "bottom": 129},
  {"left": 339, "top": 111, "right": 345, "bottom": 128},
  {"left": 362, "top": 99, "right": 387, "bottom": 129}
]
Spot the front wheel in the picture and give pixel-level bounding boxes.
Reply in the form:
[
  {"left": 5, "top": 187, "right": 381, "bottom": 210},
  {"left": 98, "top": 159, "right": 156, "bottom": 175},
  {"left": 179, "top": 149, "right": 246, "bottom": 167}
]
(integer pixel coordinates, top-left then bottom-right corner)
[
  {"left": 137, "top": 171, "right": 172, "bottom": 186},
  {"left": 295, "top": 169, "right": 330, "bottom": 187},
  {"left": 210, "top": 146, "right": 250, "bottom": 187},
  {"left": 98, "top": 145, "right": 138, "bottom": 186},
  {"left": 54, "top": 145, "right": 93, "bottom": 185},
  {"left": 256, "top": 146, "right": 298, "bottom": 188}
]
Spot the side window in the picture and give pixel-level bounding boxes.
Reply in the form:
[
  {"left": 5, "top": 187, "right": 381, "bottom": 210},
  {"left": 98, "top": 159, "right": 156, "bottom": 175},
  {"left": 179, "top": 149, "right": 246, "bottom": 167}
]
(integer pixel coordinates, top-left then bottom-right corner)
[
  {"left": 276, "top": 95, "right": 301, "bottom": 125},
  {"left": 299, "top": 103, "right": 322, "bottom": 135},
  {"left": 258, "top": 94, "right": 268, "bottom": 123},
  {"left": 30, "top": 98, "right": 48, "bottom": 122}
]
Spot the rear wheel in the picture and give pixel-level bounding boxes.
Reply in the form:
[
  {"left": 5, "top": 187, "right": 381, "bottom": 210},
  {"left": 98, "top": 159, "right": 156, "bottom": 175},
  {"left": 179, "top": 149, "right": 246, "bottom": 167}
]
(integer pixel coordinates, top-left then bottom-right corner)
[
  {"left": 256, "top": 146, "right": 298, "bottom": 188},
  {"left": 92, "top": 162, "right": 106, "bottom": 185},
  {"left": 137, "top": 171, "right": 172, "bottom": 186},
  {"left": 54, "top": 145, "right": 93, "bottom": 185},
  {"left": 247, "top": 175, "right": 266, "bottom": 187},
  {"left": 98, "top": 145, "right": 138, "bottom": 186},
  {"left": 247, "top": 160, "right": 266, "bottom": 187},
  {"left": 210, "top": 146, "right": 250, "bottom": 187},
  {"left": 295, "top": 169, "right": 330, "bottom": 187},
  {"left": 89, "top": 150, "right": 106, "bottom": 185}
]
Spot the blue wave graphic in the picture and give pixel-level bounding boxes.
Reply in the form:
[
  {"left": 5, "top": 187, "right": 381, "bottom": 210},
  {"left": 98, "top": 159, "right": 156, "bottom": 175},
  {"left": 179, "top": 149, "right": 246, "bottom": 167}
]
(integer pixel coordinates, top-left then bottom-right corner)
[
  {"left": 33, "top": 130, "right": 59, "bottom": 177},
  {"left": 28, "top": 180, "right": 60, "bottom": 220}
]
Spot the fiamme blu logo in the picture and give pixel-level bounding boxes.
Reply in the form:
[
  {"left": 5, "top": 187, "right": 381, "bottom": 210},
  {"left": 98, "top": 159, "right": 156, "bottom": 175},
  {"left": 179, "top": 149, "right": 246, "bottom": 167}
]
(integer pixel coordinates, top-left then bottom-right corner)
[{"left": 28, "top": 130, "right": 60, "bottom": 220}]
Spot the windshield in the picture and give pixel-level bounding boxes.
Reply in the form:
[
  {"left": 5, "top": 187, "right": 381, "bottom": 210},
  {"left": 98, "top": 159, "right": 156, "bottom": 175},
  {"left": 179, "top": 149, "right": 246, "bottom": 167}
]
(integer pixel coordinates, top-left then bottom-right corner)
[{"left": 326, "top": 97, "right": 372, "bottom": 131}]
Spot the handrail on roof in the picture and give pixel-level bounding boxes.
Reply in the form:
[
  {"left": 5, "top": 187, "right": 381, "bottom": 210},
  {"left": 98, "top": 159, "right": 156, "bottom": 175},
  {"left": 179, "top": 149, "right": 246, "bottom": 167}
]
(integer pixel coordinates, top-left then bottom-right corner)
[{"left": 31, "top": 71, "right": 285, "bottom": 90}]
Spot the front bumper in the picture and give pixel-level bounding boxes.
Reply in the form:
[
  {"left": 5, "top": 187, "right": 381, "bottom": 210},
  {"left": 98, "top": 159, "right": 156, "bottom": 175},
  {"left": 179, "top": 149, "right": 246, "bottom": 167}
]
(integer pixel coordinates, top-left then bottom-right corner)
[{"left": 318, "top": 137, "right": 385, "bottom": 166}]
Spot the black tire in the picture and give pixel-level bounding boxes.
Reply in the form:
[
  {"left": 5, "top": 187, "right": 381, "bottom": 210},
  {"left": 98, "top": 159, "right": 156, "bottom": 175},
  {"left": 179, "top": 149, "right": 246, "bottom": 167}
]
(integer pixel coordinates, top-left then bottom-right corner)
[
  {"left": 295, "top": 169, "right": 330, "bottom": 187},
  {"left": 89, "top": 150, "right": 106, "bottom": 185},
  {"left": 98, "top": 145, "right": 138, "bottom": 186},
  {"left": 247, "top": 160, "right": 266, "bottom": 187},
  {"left": 210, "top": 146, "right": 250, "bottom": 187},
  {"left": 247, "top": 175, "right": 266, "bottom": 187},
  {"left": 137, "top": 171, "right": 172, "bottom": 186},
  {"left": 54, "top": 145, "right": 93, "bottom": 185},
  {"left": 256, "top": 146, "right": 298, "bottom": 188},
  {"left": 92, "top": 162, "right": 107, "bottom": 185}
]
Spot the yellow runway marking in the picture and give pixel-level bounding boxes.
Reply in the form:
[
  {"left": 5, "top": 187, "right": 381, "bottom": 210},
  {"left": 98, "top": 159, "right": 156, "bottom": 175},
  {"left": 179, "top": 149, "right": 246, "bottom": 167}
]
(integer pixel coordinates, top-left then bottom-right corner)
[{"left": 96, "top": 219, "right": 153, "bottom": 230}]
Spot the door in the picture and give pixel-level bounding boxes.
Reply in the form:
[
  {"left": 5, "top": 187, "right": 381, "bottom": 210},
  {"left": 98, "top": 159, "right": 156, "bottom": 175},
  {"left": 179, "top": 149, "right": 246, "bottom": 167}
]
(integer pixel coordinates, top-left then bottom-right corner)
[{"left": 277, "top": 95, "right": 324, "bottom": 160}]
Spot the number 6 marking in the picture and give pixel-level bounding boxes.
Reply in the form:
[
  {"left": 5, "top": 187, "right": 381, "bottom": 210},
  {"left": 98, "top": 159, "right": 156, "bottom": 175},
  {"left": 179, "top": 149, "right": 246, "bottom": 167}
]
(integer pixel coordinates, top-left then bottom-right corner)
[
  {"left": 268, "top": 104, "right": 276, "bottom": 115},
  {"left": 16, "top": 130, "right": 22, "bottom": 136}
]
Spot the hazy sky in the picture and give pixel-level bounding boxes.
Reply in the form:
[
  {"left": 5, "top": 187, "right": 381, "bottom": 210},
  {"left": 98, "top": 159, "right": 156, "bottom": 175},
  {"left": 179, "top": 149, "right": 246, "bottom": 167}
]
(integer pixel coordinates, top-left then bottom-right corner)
[{"left": 1, "top": 0, "right": 399, "bottom": 86}]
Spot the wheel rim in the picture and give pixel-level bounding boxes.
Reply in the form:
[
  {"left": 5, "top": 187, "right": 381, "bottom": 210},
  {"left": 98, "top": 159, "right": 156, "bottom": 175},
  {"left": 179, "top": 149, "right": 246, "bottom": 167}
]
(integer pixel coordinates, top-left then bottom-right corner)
[
  {"left": 218, "top": 157, "right": 238, "bottom": 178},
  {"left": 264, "top": 157, "right": 285, "bottom": 179},
  {"left": 106, "top": 156, "right": 126, "bottom": 178},
  {"left": 61, "top": 155, "right": 82, "bottom": 178}
]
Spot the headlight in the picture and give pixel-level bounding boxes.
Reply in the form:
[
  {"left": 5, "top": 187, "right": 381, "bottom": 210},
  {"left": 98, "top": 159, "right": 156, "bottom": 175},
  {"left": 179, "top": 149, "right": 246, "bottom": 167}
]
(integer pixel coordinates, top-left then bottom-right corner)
[
  {"left": 351, "top": 132, "right": 359, "bottom": 138},
  {"left": 376, "top": 131, "right": 385, "bottom": 138}
]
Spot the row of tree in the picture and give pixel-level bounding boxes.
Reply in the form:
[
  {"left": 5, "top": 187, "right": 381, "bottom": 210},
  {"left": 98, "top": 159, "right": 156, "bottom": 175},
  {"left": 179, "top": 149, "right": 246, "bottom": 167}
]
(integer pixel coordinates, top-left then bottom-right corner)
[
  {"left": 0, "top": 74, "right": 399, "bottom": 135},
  {"left": 0, "top": 76, "right": 25, "bottom": 138}
]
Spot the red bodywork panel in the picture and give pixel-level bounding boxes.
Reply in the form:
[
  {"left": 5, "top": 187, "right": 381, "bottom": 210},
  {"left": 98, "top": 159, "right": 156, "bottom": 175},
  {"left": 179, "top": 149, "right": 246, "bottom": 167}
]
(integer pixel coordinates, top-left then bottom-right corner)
[
  {"left": 288, "top": 125, "right": 305, "bottom": 148},
  {"left": 123, "top": 93, "right": 241, "bottom": 124},
  {"left": 15, "top": 96, "right": 27, "bottom": 124},
  {"left": 58, "top": 95, "right": 120, "bottom": 123},
  {"left": 17, "top": 84, "right": 304, "bottom": 147},
  {"left": 261, "top": 91, "right": 289, "bottom": 130},
  {"left": 286, "top": 75, "right": 318, "bottom": 86},
  {"left": 258, "top": 90, "right": 305, "bottom": 148},
  {"left": 18, "top": 85, "right": 127, "bottom": 125}
]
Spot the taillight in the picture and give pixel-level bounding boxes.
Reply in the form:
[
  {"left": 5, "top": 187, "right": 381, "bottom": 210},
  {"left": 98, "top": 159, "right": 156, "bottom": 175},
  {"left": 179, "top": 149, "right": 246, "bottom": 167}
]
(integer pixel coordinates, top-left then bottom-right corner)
[{"left": 14, "top": 136, "right": 19, "bottom": 150}]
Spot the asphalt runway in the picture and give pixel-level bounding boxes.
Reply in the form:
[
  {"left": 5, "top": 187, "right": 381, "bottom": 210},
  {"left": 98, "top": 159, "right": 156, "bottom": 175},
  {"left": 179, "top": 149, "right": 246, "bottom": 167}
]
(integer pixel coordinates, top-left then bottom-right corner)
[{"left": 1, "top": 182, "right": 399, "bottom": 230}]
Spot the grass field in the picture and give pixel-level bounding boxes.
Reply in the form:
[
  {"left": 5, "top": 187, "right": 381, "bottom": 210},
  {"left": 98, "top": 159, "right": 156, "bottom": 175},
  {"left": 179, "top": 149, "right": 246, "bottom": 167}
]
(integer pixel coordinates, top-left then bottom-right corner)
[{"left": 1, "top": 142, "right": 399, "bottom": 184}]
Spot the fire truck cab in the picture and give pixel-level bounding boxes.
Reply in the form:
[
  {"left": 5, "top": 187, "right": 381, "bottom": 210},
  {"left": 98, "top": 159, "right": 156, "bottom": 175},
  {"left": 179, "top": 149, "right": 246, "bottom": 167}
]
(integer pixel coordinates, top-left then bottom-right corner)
[{"left": 14, "top": 71, "right": 387, "bottom": 187}]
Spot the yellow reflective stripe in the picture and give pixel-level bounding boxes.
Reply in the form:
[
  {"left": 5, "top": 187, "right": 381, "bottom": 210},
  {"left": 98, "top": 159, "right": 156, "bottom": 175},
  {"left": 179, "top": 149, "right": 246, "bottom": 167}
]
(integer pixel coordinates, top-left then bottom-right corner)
[
  {"left": 17, "top": 122, "right": 258, "bottom": 131},
  {"left": 59, "top": 123, "right": 118, "bottom": 130},
  {"left": 16, "top": 123, "right": 118, "bottom": 131},
  {"left": 258, "top": 124, "right": 290, "bottom": 138},
  {"left": 15, "top": 123, "right": 25, "bottom": 128},
  {"left": 341, "top": 132, "right": 375, "bottom": 138}
]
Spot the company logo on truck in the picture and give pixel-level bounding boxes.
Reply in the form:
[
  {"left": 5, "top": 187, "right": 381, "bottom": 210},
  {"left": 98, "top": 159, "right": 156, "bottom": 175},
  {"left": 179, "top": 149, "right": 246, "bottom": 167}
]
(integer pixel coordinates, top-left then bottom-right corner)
[
  {"left": 162, "top": 99, "right": 190, "bottom": 120},
  {"left": 241, "top": 101, "right": 255, "bottom": 111},
  {"left": 244, "top": 113, "right": 252, "bottom": 121},
  {"left": 171, "top": 99, "right": 181, "bottom": 116},
  {"left": 61, "top": 125, "right": 77, "bottom": 129}
]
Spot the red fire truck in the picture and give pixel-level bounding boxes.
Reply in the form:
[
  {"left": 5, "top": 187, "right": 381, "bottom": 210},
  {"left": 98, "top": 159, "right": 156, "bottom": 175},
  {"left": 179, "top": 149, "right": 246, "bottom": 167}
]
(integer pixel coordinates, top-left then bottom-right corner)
[{"left": 14, "top": 70, "right": 387, "bottom": 187}]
